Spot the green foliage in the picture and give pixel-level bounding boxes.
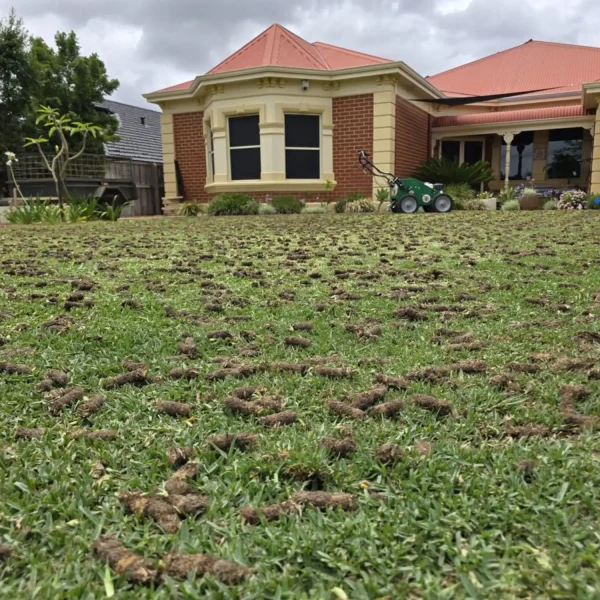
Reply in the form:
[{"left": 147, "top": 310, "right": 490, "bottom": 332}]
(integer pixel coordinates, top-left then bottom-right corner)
[
  {"left": 207, "top": 194, "right": 259, "bottom": 216},
  {"left": 0, "top": 10, "right": 35, "bottom": 154},
  {"left": 375, "top": 188, "right": 390, "bottom": 212},
  {"left": 543, "top": 200, "right": 558, "bottom": 211},
  {"left": 501, "top": 200, "right": 521, "bottom": 211},
  {"left": 302, "top": 204, "right": 326, "bottom": 214},
  {"left": 69, "top": 194, "right": 99, "bottom": 221},
  {"left": 99, "top": 197, "right": 130, "bottom": 221},
  {"left": 271, "top": 196, "right": 303, "bottom": 214},
  {"left": 41, "top": 204, "right": 64, "bottom": 224},
  {"left": 5, "top": 197, "right": 47, "bottom": 224},
  {"left": 445, "top": 183, "right": 475, "bottom": 209},
  {"left": 412, "top": 157, "right": 493, "bottom": 185},
  {"left": 258, "top": 203, "right": 277, "bottom": 215},
  {"left": 178, "top": 202, "right": 204, "bottom": 217},
  {"left": 346, "top": 198, "right": 377, "bottom": 213},
  {"left": 334, "top": 192, "right": 364, "bottom": 214},
  {"left": 461, "top": 199, "right": 486, "bottom": 211},
  {"left": 499, "top": 187, "right": 517, "bottom": 204},
  {"left": 519, "top": 187, "right": 537, "bottom": 198},
  {"left": 476, "top": 191, "right": 495, "bottom": 199}
]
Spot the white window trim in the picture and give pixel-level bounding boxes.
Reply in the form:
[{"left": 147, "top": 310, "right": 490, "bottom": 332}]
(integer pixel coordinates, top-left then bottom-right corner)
[
  {"left": 284, "top": 113, "right": 321, "bottom": 180},
  {"left": 439, "top": 137, "right": 486, "bottom": 191},
  {"left": 206, "top": 126, "right": 215, "bottom": 183},
  {"left": 227, "top": 115, "right": 261, "bottom": 181}
]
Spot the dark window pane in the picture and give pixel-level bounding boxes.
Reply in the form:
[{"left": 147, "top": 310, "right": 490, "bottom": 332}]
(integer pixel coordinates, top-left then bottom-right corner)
[
  {"left": 441, "top": 140, "right": 460, "bottom": 162},
  {"left": 285, "top": 115, "right": 320, "bottom": 148},
  {"left": 464, "top": 141, "right": 483, "bottom": 164},
  {"left": 286, "top": 149, "right": 320, "bottom": 179},
  {"left": 500, "top": 131, "right": 534, "bottom": 180},
  {"left": 547, "top": 128, "right": 583, "bottom": 179},
  {"left": 229, "top": 115, "right": 260, "bottom": 147},
  {"left": 231, "top": 148, "right": 261, "bottom": 180}
]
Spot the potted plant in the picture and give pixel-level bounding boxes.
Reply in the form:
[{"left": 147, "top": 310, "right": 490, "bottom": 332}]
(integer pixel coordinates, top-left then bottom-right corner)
[
  {"left": 518, "top": 186, "right": 543, "bottom": 211},
  {"left": 476, "top": 190, "right": 497, "bottom": 211}
]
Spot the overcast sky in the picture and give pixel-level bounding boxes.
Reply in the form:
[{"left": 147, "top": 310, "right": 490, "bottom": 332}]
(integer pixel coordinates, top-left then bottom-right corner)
[{"left": 4, "top": 0, "right": 599, "bottom": 109}]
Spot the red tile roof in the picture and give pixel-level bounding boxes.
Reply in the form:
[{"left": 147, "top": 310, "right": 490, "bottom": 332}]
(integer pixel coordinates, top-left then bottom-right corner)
[
  {"left": 427, "top": 40, "right": 600, "bottom": 98},
  {"left": 154, "top": 24, "right": 392, "bottom": 93},
  {"left": 434, "top": 104, "right": 587, "bottom": 128}
]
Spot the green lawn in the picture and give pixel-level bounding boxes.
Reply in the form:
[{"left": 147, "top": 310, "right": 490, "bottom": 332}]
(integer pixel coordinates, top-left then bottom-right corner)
[{"left": 1, "top": 212, "right": 600, "bottom": 599}]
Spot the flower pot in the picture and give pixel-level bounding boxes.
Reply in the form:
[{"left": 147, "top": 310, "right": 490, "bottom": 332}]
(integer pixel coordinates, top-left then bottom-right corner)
[
  {"left": 481, "top": 198, "right": 497, "bottom": 211},
  {"left": 519, "top": 195, "right": 543, "bottom": 211}
]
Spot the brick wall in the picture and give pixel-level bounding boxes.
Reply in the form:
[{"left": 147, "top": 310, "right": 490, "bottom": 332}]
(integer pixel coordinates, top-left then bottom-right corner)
[
  {"left": 395, "top": 97, "right": 430, "bottom": 177},
  {"left": 173, "top": 112, "right": 208, "bottom": 202},
  {"left": 332, "top": 94, "right": 374, "bottom": 197}
]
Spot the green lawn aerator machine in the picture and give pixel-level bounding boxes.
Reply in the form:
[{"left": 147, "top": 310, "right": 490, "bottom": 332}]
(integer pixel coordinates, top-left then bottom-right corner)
[{"left": 358, "top": 150, "right": 453, "bottom": 213}]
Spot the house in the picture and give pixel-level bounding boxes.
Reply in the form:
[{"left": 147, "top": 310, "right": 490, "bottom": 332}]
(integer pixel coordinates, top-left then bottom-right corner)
[
  {"left": 96, "top": 99, "right": 163, "bottom": 163},
  {"left": 144, "top": 24, "right": 600, "bottom": 213}
]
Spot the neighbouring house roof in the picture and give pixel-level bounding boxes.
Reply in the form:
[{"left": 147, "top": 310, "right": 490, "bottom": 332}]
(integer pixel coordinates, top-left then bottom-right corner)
[
  {"left": 427, "top": 40, "right": 600, "bottom": 98},
  {"left": 154, "top": 23, "right": 392, "bottom": 92},
  {"left": 433, "top": 104, "right": 587, "bottom": 128},
  {"left": 97, "top": 99, "right": 163, "bottom": 163}
]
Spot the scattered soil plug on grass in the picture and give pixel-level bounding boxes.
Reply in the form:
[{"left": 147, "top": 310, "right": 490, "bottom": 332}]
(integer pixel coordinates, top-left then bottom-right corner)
[
  {"left": 0, "top": 545, "right": 13, "bottom": 561},
  {"left": 393, "top": 306, "right": 427, "bottom": 321},
  {"left": 446, "top": 341, "right": 486, "bottom": 352},
  {"left": 589, "top": 368, "right": 600, "bottom": 380},
  {"left": 351, "top": 385, "right": 388, "bottom": 410},
  {"left": 406, "top": 366, "right": 449, "bottom": 383},
  {"left": 167, "top": 447, "right": 194, "bottom": 468},
  {"left": 207, "top": 330, "right": 232, "bottom": 340},
  {"left": 0, "top": 361, "right": 33, "bottom": 375},
  {"left": 77, "top": 395, "right": 104, "bottom": 418},
  {"left": 505, "top": 425, "right": 551, "bottom": 438},
  {"left": 292, "top": 491, "right": 355, "bottom": 511},
  {"left": 224, "top": 397, "right": 273, "bottom": 416},
  {"left": 315, "top": 366, "right": 353, "bottom": 379},
  {"left": 369, "top": 400, "right": 404, "bottom": 419},
  {"left": 163, "top": 553, "right": 251, "bottom": 585},
  {"left": 104, "top": 369, "right": 149, "bottom": 389},
  {"left": 92, "top": 535, "right": 157, "bottom": 584},
  {"left": 321, "top": 437, "right": 356, "bottom": 457},
  {"left": 49, "top": 387, "right": 84, "bottom": 415},
  {"left": 232, "top": 386, "right": 267, "bottom": 400},
  {"left": 156, "top": 401, "right": 194, "bottom": 418},
  {"left": 489, "top": 375, "right": 522, "bottom": 393},
  {"left": 559, "top": 384, "right": 589, "bottom": 412},
  {"left": 553, "top": 358, "right": 594, "bottom": 373},
  {"left": 119, "top": 493, "right": 181, "bottom": 533},
  {"left": 326, "top": 399, "right": 365, "bottom": 420},
  {"left": 449, "top": 360, "right": 488, "bottom": 374},
  {"left": 241, "top": 502, "right": 295, "bottom": 524},
  {"left": 260, "top": 411, "right": 297, "bottom": 428},
  {"left": 516, "top": 459, "right": 537, "bottom": 474},
  {"left": 414, "top": 440, "right": 433, "bottom": 455},
  {"left": 123, "top": 360, "right": 147, "bottom": 372},
  {"left": 178, "top": 337, "right": 197, "bottom": 359},
  {"left": 167, "top": 367, "right": 199, "bottom": 380},
  {"left": 15, "top": 427, "right": 44, "bottom": 440},
  {"left": 413, "top": 394, "right": 453, "bottom": 416},
  {"left": 292, "top": 322, "right": 313, "bottom": 331},
  {"left": 285, "top": 336, "right": 311, "bottom": 348},
  {"left": 506, "top": 362, "right": 540, "bottom": 374},
  {"left": 575, "top": 331, "right": 600, "bottom": 344},
  {"left": 269, "top": 361, "right": 308, "bottom": 374},
  {"left": 375, "top": 373, "right": 408, "bottom": 390},
  {"left": 46, "top": 369, "right": 68, "bottom": 386},
  {"left": 375, "top": 443, "right": 404, "bottom": 464},
  {"left": 206, "top": 433, "right": 258, "bottom": 452},
  {"left": 207, "top": 365, "right": 259, "bottom": 381}
]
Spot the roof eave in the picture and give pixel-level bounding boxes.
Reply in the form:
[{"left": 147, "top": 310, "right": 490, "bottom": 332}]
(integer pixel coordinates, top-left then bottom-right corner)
[
  {"left": 144, "top": 62, "right": 444, "bottom": 103},
  {"left": 583, "top": 82, "right": 600, "bottom": 109}
]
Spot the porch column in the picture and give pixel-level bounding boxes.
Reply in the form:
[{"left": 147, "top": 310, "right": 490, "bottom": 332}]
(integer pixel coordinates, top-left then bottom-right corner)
[
  {"left": 502, "top": 132, "right": 514, "bottom": 189},
  {"left": 591, "top": 104, "right": 600, "bottom": 195},
  {"left": 372, "top": 87, "right": 396, "bottom": 198}
]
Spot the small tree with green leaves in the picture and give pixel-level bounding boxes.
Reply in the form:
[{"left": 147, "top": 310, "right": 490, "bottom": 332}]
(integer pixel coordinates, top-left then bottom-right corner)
[
  {"left": 375, "top": 187, "right": 389, "bottom": 212},
  {"left": 24, "top": 105, "right": 102, "bottom": 207}
]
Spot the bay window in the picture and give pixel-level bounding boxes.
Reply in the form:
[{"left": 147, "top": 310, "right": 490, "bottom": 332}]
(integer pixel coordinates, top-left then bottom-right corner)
[{"left": 228, "top": 115, "right": 261, "bottom": 180}]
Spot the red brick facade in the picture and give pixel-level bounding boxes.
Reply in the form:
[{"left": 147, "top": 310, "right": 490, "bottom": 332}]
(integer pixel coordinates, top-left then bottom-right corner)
[
  {"left": 173, "top": 112, "right": 208, "bottom": 202},
  {"left": 332, "top": 94, "right": 374, "bottom": 197},
  {"left": 395, "top": 97, "right": 430, "bottom": 177}
]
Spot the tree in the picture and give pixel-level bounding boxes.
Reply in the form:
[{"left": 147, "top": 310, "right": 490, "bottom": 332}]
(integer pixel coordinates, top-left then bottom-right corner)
[
  {"left": 0, "top": 9, "right": 35, "bottom": 155},
  {"left": 29, "top": 31, "right": 120, "bottom": 153}
]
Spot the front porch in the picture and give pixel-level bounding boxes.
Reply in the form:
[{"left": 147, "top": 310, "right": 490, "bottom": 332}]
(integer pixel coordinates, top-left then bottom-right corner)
[{"left": 432, "top": 106, "right": 597, "bottom": 193}]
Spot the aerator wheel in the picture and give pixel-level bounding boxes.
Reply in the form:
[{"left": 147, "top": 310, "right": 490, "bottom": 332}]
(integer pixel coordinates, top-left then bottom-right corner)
[
  {"left": 432, "top": 194, "right": 453, "bottom": 213},
  {"left": 394, "top": 195, "right": 419, "bottom": 214}
]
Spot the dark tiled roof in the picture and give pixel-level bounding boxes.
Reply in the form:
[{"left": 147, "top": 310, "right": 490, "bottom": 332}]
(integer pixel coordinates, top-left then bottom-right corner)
[{"left": 98, "top": 99, "right": 163, "bottom": 163}]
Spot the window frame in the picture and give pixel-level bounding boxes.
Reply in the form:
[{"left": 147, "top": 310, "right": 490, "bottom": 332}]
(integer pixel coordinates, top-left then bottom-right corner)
[
  {"left": 546, "top": 127, "right": 583, "bottom": 180},
  {"left": 227, "top": 114, "right": 261, "bottom": 181},
  {"left": 206, "top": 127, "right": 215, "bottom": 182},
  {"left": 284, "top": 113, "right": 322, "bottom": 180}
]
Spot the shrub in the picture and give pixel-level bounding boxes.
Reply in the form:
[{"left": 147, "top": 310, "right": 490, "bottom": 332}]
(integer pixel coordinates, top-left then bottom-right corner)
[
  {"left": 346, "top": 198, "right": 377, "bottom": 213},
  {"left": 334, "top": 192, "right": 364, "bottom": 214},
  {"left": 412, "top": 157, "right": 493, "bottom": 186},
  {"left": 207, "top": 194, "right": 259, "bottom": 216},
  {"left": 519, "top": 187, "right": 538, "bottom": 198},
  {"left": 99, "top": 198, "right": 131, "bottom": 221},
  {"left": 69, "top": 195, "right": 100, "bottom": 221},
  {"left": 557, "top": 189, "right": 587, "bottom": 210},
  {"left": 588, "top": 194, "right": 600, "bottom": 210},
  {"left": 302, "top": 204, "right": 326, "bottom": 214},
  {"left": 501, "top": 200, "right": 520, "bottom": 211},
  {"left": 445, "top": 183, "right": 475, "bottom": 210},
  {"left": 375, "top": 188, "right": 390, "bottom": 212},
  {"left": 179, "top": 202, "right": 203, "bottom": 216},
  {"left": 271, "top": 196, "right": 303, "bottom": 214},
  {"left": 499, "top": 187, "right": 517, "bottom": 204},
  {"left": 6, "top": 198, "right": 47, "bottom": 224},
  {"left": 476, "top": 191, "right": 495, "bottom": 200},
  {"left": 462, "top": 199, "right": 486, "bottom": 211},
  {"left": 258, "top": 203, "right": 277, "bottom": 215},
  {"left": 543, "top": 200, "right": 558, "bottom": 210}
]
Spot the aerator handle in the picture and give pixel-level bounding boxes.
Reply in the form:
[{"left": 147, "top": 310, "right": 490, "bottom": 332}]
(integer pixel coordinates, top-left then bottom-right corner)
[{"left": 358, "top": 150, "right": 396, "bottom": 185}]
